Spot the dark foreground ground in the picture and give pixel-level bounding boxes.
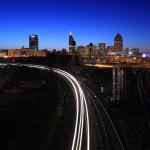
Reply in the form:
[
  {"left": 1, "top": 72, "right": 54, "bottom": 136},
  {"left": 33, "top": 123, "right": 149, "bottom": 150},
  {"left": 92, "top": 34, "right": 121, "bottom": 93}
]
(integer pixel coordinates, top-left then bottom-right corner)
[
  {"left": 1, "top": 64, "right": 150, "bottom": 150},
  {"left": 0, "top": 66, "right": 75, "bottom": 150}
]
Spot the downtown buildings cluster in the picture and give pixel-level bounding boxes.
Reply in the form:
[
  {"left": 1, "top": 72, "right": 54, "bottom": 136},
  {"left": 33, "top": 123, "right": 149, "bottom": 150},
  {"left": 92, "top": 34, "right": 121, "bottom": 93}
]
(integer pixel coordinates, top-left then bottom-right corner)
[
  {"left": 0, "top": 33, "right": 149, "bottom": 64},
  {"left": 69, "top": 32, "right": 143, "bottom": 64},
  {"left": 0, "top": 35, "right": 47, "bottom": 58}
]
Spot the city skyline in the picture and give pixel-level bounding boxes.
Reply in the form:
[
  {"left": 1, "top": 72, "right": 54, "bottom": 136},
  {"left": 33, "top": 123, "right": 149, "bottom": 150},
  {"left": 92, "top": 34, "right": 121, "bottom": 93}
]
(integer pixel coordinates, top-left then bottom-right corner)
[{"left": 0, "top": 0, "right": 150, "bottom": 51}]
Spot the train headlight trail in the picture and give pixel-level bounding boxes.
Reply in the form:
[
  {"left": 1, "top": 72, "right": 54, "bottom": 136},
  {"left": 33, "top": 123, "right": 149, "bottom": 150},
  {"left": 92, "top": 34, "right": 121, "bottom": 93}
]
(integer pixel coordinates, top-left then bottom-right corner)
[{"left": 10, "top": 64, "right": 90, "bottom": 150}]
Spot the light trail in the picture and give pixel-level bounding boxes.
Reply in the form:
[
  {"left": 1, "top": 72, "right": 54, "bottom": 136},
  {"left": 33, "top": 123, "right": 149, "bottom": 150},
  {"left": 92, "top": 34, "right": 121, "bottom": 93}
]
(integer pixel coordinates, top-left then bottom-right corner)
[
  {"left": 133, "top": 70, "right": 150, "bottom": 129},
  {"left": 53, "top": 68, "right": 90, "bottom": 150},
  {"left": 9, "top": 64, "right": 90, "bottom": 150},
  {"left": 81, "top": 83, "right": 125, "bottom": 150},
  {"left": 83, "top": 86, "right": 112, "bottom": 150},
  {"left": 85, "top": 64, "right": 113, "bottom": 68}
]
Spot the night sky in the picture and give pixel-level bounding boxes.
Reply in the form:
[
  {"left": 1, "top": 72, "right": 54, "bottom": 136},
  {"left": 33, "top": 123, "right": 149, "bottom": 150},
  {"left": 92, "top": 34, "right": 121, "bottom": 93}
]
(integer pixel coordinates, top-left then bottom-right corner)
[{"left": 0, "top": 0, "right": 150, "bottom": 51}]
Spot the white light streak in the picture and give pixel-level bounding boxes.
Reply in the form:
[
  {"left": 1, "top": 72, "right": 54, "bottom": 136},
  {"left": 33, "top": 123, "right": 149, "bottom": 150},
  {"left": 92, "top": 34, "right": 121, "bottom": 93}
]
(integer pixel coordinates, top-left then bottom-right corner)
[{"left": 9, "top": 63, "right": 90, "bottom": 150}]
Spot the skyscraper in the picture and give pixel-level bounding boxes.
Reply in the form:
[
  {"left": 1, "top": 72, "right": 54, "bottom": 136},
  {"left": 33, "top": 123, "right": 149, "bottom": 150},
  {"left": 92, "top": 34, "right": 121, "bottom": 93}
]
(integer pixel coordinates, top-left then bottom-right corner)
[
  {"left": 29, "top": 34, "right": 39, "bottom": 51},
  {"left": 98, "top": 43, "right": 106, "bottom": 55},
  {"left": 69, "top": 32, "right": 76, "bottom": 53},
  {"left": 114, "top": 33, "right": 123, "bottom": 53},
  {"left": 98, "top": 43, "right": 106, "bottom": 51}
]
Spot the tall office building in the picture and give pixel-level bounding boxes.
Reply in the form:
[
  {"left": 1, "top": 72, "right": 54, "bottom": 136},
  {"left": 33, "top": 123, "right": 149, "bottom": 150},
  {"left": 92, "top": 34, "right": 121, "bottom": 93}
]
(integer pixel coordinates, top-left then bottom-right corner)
[
  {"left": 107, "top": 46, "right": 114, "bottom": 54},
  {"left": 69, "top": 32, "right": 76, "bottom": 52},
  {"left": 114, "top": 33, "right": 123, "bottom": 53},
  {"left": 98, "top": 43, "right": 106, "bottom": 55},
  {"left": 86, "top": 43, "right": 97, "bottom": 58},
  {"left": 29, "top": 34, "right": 39, "bottom": 51},
  {"left": 98, "top": 43, "right": 106, "bottom": 51}
]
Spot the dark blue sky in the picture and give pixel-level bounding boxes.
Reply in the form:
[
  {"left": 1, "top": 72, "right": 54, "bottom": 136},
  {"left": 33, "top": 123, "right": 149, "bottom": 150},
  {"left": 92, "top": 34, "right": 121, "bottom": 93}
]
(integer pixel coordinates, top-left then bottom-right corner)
[{"left": 0, "top": 0, "right": 150, "bottom": 51}]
